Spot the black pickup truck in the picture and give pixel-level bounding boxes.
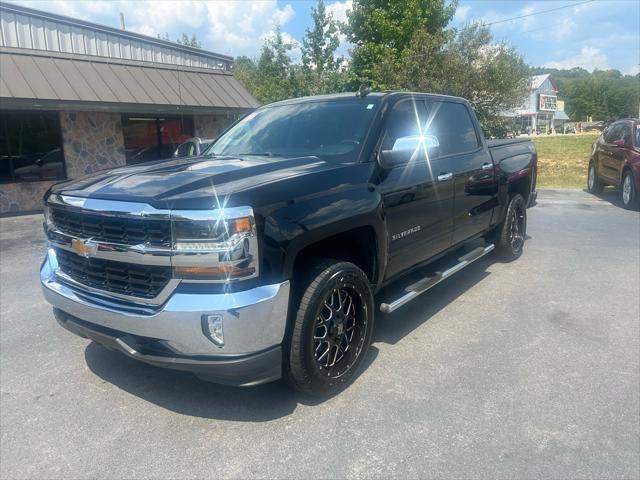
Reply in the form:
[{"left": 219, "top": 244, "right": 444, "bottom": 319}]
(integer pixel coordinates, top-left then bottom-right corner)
[{"left": 41, "top": 92, "right": 537, "bottom": 395}]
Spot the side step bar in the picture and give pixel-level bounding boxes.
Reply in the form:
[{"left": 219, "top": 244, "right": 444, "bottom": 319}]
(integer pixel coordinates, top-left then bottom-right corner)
[{"left": 379, "top": 244, "right": 495, "bottom": 314}]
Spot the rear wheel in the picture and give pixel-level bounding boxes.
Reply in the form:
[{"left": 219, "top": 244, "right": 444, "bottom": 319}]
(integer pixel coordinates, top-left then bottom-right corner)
[
  {"left": 494, "top": 194, "right": 527, "bottom": 261},
  {"left": 621, "top": 170, "right": 638, "bottom": 210},
  {"left": 587, "top": 161, "right": 604, "bottom": 194},
  {"left": 286, "top": 260, "right": 374, "bottom": 396}
]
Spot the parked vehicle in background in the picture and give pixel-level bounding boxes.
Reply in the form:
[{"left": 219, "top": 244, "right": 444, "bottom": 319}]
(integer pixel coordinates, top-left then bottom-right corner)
[
  {"left": 174, "top": 137, "right": 215, "bottom": 158},
  {"left": 40, "top": 92, "right": 537, "bottom": 396},
  {"left": 587, "top": 119, "right": 640, "bottom": 209}
]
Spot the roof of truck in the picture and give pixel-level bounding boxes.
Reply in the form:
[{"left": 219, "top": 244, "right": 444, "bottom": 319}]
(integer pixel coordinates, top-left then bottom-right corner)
[{"left": 263, "top": 91, "right": 468, "bottom": 108}]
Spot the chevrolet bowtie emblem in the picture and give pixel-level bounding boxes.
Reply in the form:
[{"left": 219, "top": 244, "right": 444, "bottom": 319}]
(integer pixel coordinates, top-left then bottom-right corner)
[{"left": 71, "top": 238, "right": 98, "bottom": 258}]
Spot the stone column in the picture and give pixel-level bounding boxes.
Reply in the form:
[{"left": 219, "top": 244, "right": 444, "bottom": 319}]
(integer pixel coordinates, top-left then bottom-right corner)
[{"left": 60, "top": 111, "right": 126, "bottom": 178}]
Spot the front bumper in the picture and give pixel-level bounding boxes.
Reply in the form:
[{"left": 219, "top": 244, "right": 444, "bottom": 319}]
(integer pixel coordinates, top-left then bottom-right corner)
[{"left": 41, "top": 249, "right": 290, "bottom": 386}]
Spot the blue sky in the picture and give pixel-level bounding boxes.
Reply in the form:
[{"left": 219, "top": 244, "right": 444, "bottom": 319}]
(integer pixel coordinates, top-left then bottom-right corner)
[{"left": 11, "top": 0, "right": 640, "bottom": 74}]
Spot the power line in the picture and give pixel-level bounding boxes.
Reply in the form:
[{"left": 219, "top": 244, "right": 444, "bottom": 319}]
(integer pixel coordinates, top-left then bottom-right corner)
[{"left": 484, "top": 0, "right": 595, "bottom": 26}]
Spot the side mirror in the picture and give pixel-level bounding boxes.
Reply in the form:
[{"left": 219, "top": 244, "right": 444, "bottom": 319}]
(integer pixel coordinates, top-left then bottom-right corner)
[
  {"left": 378, "top": 135, "right": 440, "bottom": 169},
  {"left": 612, "top": 139, "right": 625, "bottom": 147}
]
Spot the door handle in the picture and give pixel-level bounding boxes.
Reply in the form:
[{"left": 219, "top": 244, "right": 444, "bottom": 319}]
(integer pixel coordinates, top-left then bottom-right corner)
[
  {"left": 481, "top": 163, "right": 493, "bottom": 170},
  {"left": 437, "top": 172, "right": 453, "bottom": 182}
]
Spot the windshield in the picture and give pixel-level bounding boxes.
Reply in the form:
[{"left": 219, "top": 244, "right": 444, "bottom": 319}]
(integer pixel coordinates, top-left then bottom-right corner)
[{"left": 206, "top": 99, "right": 380, "bottom": 161}]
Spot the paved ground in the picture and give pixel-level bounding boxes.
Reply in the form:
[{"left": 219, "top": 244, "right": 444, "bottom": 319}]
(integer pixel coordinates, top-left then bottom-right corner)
[{"left": 1, "top": 189, "right": 639, "bottom": 479}]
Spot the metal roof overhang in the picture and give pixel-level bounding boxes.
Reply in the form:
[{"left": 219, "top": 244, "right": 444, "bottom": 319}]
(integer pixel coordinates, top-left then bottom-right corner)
[{"left": 0, "top": 47, "right": 259, "bottom": 114}]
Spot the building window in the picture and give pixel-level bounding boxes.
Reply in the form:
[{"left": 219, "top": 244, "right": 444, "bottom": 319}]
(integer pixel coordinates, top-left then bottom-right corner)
[
  {"left": 122, "top": 115, "right": 194, "bottom": 165},
  {"left": 0, "top": 112, "right": 66, "bottom": 183}
]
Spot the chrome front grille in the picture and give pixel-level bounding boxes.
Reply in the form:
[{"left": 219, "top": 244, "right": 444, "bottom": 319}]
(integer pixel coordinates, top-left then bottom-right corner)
[
  {"left": 50, "top": 207, "right": 171, "bottom": 247},
  {"left": 54, "top": 248, "right": 172, "bottom": 299}
]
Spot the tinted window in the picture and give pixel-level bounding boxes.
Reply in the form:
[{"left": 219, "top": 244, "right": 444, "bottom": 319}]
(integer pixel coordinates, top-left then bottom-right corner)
[
  {"left": 0, "top": 112, "right": 66, "bottom": 183},
  {"left": 604, "top": 124, "right": 624, "bottom": 143},
  {"left": 122, "top": 115, "right": 194, "bottom": 165},
  {"left": 426, "top": 101, "right": 480, "bottom": 156},
  {"left": 380, "top": 99, "right": 429, "bottom": 152},
  {"left": 635, "top": 124, "right": 640, "bottom": 147},
  {"left": 208, "top": 99, "right": 380, "bottom": 162}
]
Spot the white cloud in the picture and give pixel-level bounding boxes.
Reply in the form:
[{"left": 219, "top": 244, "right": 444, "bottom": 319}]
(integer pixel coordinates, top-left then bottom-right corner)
[
  {"left": 202, "top": 1, "right": 296, "bottom": 57},
  {"left": 326, "top": 0, "right": 352, "bottom": 23},
  {"left": 454, "top": 5, "right": 471, "bottom": 23},
  {"left": 544, "top": 46, "right": 610, "bottom": 72}
]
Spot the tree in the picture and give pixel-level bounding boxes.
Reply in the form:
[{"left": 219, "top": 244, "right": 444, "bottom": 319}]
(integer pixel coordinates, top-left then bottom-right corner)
[
  {"left": 232, "top": 26, "right": 304, "bottom": 104},
  {"left": 176, "top": 33, "right": 202, "bottom": 49},
  {"left": 301, "top": 0, "right": 348, "bottom": 95},
  {"left": 344, "top": 0, "right": 457, "bottom": 89},
  {"left": 302, "top": 0, "right": 340, "bottom": 75},
  {"left": 375, "top": 23, "right": 530, "bottom": 136}
]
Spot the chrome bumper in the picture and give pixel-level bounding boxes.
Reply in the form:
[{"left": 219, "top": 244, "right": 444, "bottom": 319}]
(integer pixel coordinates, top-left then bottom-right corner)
[{"left": 41, "top": 249, "right": 290, "bottom": 360}]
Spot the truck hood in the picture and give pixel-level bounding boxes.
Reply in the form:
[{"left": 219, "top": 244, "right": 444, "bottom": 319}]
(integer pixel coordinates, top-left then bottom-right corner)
[{"left": 49, "top": 155, "right": 344, "bottom": 209}]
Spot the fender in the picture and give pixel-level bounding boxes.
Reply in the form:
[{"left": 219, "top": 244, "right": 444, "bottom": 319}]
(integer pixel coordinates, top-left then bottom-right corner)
[{"left": 259, "top": 180, "right": 387, "bottom": 287}]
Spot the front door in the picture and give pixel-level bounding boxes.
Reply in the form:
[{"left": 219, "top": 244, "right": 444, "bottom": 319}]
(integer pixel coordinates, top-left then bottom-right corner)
[
  {"left": 600, "top": 123, "right": 624, "bottom": 183},
  {"left": 377, "top": 98, "right": 455, "bottom": 280}
]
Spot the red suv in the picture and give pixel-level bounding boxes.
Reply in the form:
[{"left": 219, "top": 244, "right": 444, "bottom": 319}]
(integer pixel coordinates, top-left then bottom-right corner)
[{"left": 587, "top": 119, "right": 640, "bottom": 209}]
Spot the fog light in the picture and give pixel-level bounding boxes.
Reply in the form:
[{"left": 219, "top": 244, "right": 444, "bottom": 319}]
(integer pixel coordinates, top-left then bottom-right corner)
[{"left": 202, "top": 314, "right": 224, "bottom": 346}]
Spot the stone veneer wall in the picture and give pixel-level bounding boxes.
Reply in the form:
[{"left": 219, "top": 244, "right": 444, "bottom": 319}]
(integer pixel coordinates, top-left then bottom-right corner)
[
  {"left": 194, "top": 114, "right": 235, "bottom": 140},
  {"left": 0, "top": 111, "right": 127, "bottom": 215},
  {"left": 60, "top": 111, "right": 126, "bottom": 178}
]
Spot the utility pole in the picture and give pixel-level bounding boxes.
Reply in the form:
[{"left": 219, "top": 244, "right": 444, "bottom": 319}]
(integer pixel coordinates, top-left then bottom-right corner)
[{"left": 119, "top": 12, "right": 125, "bottom": 30}]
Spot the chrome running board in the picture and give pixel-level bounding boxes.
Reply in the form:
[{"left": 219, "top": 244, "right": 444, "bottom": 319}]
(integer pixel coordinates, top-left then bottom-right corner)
[{"left": 379, "top": 244, "right": 495, "bottom": 314}]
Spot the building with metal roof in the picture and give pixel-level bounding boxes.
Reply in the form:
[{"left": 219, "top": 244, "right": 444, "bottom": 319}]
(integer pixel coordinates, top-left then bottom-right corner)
[
  {"left": 0, "top": 2, "right": 258, "bottom": 215},
  {"left": 513, "top": 74, "right": 570, "bottom": 134}
]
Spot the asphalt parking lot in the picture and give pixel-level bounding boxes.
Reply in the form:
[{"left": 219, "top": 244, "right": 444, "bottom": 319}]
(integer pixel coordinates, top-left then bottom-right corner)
[{"left": 1, "top": 189, "right": 638, "bottom": 479}]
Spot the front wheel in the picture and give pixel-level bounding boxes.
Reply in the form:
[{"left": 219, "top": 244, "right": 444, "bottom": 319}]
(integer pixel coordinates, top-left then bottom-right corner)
[
  {"left": 286, "top": 260, "right": 374, "bottom": 396},
  {"left": 494, "top": 193, "right": 527, "bottom": 261},
  {"left": 621, "top": 170, "right": 638, "bottom": 210}
]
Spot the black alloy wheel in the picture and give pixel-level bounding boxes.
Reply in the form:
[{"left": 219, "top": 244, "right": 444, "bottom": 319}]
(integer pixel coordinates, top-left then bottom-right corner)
[
  {"left": 286, "top": 260, "right": 374, "bottom": 396},
  {"left": 313, "top": 285, "right": 367, "bottom": 378},
  {"left": 495, "top": 193, "right": 527, "bottom": 261}
]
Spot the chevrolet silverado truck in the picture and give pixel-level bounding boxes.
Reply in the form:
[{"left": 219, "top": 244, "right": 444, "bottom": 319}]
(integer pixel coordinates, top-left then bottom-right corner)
[{"left": 41, "top": 92, "right": 537, "bottom": 396}]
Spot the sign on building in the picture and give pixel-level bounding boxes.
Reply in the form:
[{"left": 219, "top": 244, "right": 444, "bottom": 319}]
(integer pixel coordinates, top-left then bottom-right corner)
[{"left": 539, "top": 94, "right": 557, "bottom": 112}]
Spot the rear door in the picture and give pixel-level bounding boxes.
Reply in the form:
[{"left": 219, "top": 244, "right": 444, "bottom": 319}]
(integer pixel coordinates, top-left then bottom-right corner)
[
  {"left": 424, "top": 100, "right": 497, "bottom": 245},
  {"left": 378, "top": 97, "right": 455, "bottom": 279},
  {"left": 610, "top": 123, "right": 633, "bottom": 184}
]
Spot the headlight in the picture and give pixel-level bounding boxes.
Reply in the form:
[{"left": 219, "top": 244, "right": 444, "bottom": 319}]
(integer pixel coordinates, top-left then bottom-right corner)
[
  {"left": 43, "top": 203, "right": 53, "bottom": 229},
  {"left": 171, "top": 207, "right": 259, "bottom": 282}
]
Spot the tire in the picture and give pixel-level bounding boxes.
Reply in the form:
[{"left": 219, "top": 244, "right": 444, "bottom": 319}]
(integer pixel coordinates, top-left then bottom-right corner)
[
  {"left": 494, "top": 193, "right": 527, "bottom": 261},
  {"left": 587, "top": 160, "right": 604, "bottom": 194},
  {"left": 285, "top": 259, "right": 374, "bottom": 396},
  {"left": 621, "top": 170, "right": 638, "bottom": 210}
]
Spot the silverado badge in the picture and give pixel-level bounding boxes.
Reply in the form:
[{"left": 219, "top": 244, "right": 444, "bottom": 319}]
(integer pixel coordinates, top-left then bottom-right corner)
[{"left": 71, "top": 238, "right": 98, "bottom": 258}]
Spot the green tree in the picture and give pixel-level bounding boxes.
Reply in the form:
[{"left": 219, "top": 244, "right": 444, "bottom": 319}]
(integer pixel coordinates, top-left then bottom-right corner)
[
  {"left": 344, "top": 0, "right": 457, "bottom": 88},
  {"left": 302, "top": 0, "right": 340, "bottom": 75},
  {"left": 232, "top": 27, "right": 304, "bottom": 104},
  {"left": 176, "top": 33, "right": 202, "bottom": 49},
  {"left": 301, "top": 0, "right": 349, "bottom": 95},
  {"left": 375, "top": 23, "right": 530, "bottom": 136}
]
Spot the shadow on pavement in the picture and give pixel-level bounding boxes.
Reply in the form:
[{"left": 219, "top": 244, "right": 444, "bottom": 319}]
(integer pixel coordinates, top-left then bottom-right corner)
[
  {"left": 587, "top": 187, "right": 627, "bottom": 209},
  {"left": 84, "top": 245, "right": 497, "bottom": 419},
  {"left": 84, "top": 341, "right": 379, "bottom": 420},
  {"left": 374, "top": 257, "right": 492, "bottom": 345}
]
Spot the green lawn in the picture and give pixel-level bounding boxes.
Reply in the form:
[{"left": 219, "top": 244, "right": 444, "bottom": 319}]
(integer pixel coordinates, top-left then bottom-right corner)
[{"left": 530, "top": 133, "right": 599, "bottom": 189}]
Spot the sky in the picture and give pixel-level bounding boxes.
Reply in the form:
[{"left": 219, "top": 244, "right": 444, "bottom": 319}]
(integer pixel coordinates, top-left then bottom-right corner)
[{"left": 8, "top": 0, "right": 640, "bottom": 75}]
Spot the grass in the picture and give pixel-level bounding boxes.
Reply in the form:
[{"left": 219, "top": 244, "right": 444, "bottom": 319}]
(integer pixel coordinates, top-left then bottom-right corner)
[{"left": 531, "top": 133, "right": 599, "bottom": 189}]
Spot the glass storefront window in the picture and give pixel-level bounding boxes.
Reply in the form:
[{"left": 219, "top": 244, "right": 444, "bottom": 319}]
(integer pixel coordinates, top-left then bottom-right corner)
[
  {"left": 122, "top": 115, "right": 194, "bottom": 165},
  {"left": 0, "top": 112, "right": 66, "bottom": 183}
]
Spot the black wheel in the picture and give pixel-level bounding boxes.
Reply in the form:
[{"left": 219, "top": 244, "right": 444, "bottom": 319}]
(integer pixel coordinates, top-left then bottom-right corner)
[
  {"left": 495, "top": 193, "right": 527, "bottom": 261},
  {"left": 587, "top": 161, "right": 604, "bottom": 194},
  {"left": 621, "top": 170, "right": 638, "bottom": 210},
  {"left": 286, "top": 259, "right": 374, "bottom": 396}
]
